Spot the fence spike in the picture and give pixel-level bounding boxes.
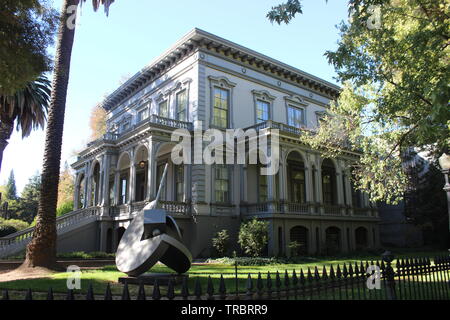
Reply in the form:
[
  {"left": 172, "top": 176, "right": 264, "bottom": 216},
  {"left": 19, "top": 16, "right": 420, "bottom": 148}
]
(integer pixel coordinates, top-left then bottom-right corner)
[
  {"left": 329, "top": 265, "right": 335, "bottom": 279},
  {"left": 194, "top": 277, "right": 202, "bottom": 300},
  {"left": 354, "top": 262, "right": 359, "bottom": 275},
  {"left": 267, "top": 272, "right": 272, "bottom": 289},
  {"left": 266, "top": 271, "right": 272, "bottom": 299},
  {"left": 337, "top": 265, "right": 342, "bottom": 279},
  {"left": 86, "top": 283, "right": 94, "bottom": 301},
  {"left": 307, "top": 267, "right": 314, "bottom": 281},
  {"left": 152, "top": 279, "right": 161, "bottom": 300},
  {"left": 46, "top": 287, "right": 54, "bottom": 301},
  {"left": 181, "top": 277, "right": 189, "bottom": 300},
  {"left": 121, "top": 283, "right": 130, "bottom": 300},
  {"left": 66, "top": 289, "right": 75, "bottom": 300},
  {"left": 137, "top": 283, "right": 146, "bottom": 300},
  {"left": 321, "top": 266, "right": 328, "bottom": 279},
  {"left": 2, "top": 289, "right": 9, "bottom": 301},
  {"left": 343, "top": 263, "right": 348, "bottom": 278},
  {"left": 167, "top": 279, "right": 175, "bottom": 300},
  {"left": 349, "top": 263, "right": 354, "bottom": 276},
  {"left": 219, "top": 275, "right": 226, "bottom": 300},
  {"left": 284, "top": 270, "right": 290, "bottom": 288},
  {"left": 275, "top": 271, "right": 281, "bottom": 287},
  {"left": 207, "top": 276, "right": 215, "bottom": 300},
  {"left": 246, "top": 274, "right": 253, "bottom": 300},
  {"left": 257, "top": 272, "right": 264, "bottom": 291},
  {"left": 314, "top": 266, "right": 320, "bottom": 279},
  {"left": 25, "top": 288, "right": 32, "bottom": 300},
  {"left": 104, "top": 283, "right": 113, "bottom": 300},
  {"left": 292, "top": 270, "right": 298, "bottom": 285}
]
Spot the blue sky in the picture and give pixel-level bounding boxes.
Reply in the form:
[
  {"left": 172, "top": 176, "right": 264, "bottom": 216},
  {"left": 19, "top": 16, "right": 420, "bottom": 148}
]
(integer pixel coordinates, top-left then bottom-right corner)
[{"left": 1, "top": 0, "right": 349, "bottom": 192}]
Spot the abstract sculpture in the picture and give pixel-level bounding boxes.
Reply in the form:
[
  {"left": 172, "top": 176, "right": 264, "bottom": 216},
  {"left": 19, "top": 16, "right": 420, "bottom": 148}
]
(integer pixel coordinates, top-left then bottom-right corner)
[{"left": 116, "top": 164, "right": 192, "bottom": 276}]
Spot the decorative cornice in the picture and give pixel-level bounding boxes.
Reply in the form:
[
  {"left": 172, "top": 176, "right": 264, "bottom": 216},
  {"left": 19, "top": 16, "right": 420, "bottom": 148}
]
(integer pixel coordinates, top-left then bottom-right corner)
[{"left": 100, "top": 28, "right": 341, "bottom": 112}]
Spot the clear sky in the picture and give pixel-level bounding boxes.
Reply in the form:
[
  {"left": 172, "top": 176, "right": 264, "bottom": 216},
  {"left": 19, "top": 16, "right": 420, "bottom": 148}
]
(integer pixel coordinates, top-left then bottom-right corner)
[{"left": 0, "top": 0, "right": 349, "bottom": 192}]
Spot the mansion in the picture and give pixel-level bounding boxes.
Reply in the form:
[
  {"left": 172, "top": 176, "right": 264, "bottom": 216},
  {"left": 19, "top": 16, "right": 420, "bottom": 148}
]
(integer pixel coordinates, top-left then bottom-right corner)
[{"left": 70, "top": 29, "right": 380, "bottom": 258}]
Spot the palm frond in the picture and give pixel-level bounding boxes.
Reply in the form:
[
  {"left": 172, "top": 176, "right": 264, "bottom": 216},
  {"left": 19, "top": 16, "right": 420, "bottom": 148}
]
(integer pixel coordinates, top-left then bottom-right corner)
[{"left": 0, "top": 76, "right": 51, "bottom": 138}]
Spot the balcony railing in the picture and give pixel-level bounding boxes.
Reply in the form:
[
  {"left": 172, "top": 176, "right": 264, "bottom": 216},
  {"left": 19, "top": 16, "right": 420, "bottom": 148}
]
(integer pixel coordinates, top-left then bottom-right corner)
[
  {"left": 86, "top": 115, "right": 193, "bottom": 149},
  {"left": 110, "top": 200, "right": 191, "bottom": 216},
  {"left": 245, "top": 120, "right": 312, "bottom": 136},
  {"left": 322, "top": 205, "right": 343, "bottom": 216}
]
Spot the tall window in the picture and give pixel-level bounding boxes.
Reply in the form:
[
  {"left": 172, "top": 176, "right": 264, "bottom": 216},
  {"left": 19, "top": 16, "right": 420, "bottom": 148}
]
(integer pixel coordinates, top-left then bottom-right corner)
[
  {"left": 120, "top": 174, "right": 128, "bottom": 204},
  {"left": 290, "top": 167, "right": 306, "bottom": 203},
  {"left": 121, "top": 120, "right": 130, "bottom": 133},
  {"left": 159, "top": 100, "right": 169, "bottom": 118},
  {"left": 174, "top": 165, "right": 184, "bottom": 202},
  {"left": 176, "top": 90, "right": 187, "bottom": 121},
  {"left": 137, "top": 107, "right": 149, "bottom": 123},
  {"left": 258, "top": 173, "right": 268, "bottom": 202},
  {"left": 256, "top": 100, "right": 269, "bottom": 123},
  {"left": 287, "top": 106, "right": 304, "bottom": 128},
  {"left": 322, "top": 159, "right": 336, "bottom": 205},
  {"left": 212, "top": 87, "right": 229, "bottom": 128},
  {"left": 214, "top": 165, "right": 229, "bottom": 203},
  {"left": 156, "top": 163, "right": 167, "bottom": 200}
]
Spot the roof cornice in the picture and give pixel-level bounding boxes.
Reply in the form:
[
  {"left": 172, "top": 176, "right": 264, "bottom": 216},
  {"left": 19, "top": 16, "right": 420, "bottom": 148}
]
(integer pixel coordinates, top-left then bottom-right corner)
[{"left": 101, "top": 28, "right": 341, "bottom": 112}]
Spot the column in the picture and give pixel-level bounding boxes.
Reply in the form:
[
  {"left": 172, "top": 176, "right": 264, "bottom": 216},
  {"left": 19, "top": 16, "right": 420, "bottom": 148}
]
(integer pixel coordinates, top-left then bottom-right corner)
[
  {"left": 114, "top": 169, "right": 120, "bottom": 205},
  {"left": 102, "top": 153, "right": 111, "bottom": 208},
  {"left": 147, "top": 139, "right": 157, "bottom": 200},
  {"left": 128, "top": 163, "right": 136, "bottom": 204},
  {"left": 241, "top": 165, "right": 248, "bottom": 203},
  {"left": 85, "top": 162, "right": 92, "bottom": 207},
  {"left": 336, "top": 171, "right": 344, "bottom": 205},
  {"left": 73, "top": 173, "right": 80, "bottom": 210}
]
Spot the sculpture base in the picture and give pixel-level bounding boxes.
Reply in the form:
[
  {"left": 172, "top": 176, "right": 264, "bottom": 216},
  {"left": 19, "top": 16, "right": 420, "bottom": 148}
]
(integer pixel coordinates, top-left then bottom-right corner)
[{"left": 118, "top": 273, "right": 189, "bottom": 286}]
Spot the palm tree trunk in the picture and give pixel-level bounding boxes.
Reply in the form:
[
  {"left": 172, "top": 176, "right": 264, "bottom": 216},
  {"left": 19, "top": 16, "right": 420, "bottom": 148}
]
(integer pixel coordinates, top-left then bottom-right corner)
[
  {"left": 24, "top": 0, "right": 79, "bottom": 268},
  {"left": 0, "top": 117, "right": 14, "bottom": 174}
]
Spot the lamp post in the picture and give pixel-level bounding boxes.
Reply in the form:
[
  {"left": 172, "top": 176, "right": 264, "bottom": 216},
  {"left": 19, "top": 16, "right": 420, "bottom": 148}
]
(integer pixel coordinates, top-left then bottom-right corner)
[{"left": 438, "top": 153, "right": 450, "bottom": 232}]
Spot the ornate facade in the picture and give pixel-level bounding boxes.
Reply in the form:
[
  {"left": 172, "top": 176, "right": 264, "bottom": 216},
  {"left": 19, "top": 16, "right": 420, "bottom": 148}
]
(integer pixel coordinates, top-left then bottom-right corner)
[{"left": 71, "top": 29, "right": 380, "bottom": 258}]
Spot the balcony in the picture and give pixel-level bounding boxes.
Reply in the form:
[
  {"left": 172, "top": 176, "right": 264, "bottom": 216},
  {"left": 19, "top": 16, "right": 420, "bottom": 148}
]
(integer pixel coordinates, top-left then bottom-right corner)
[
  {"left": 85, "top": 114, "right": 193, "bottom": 149},
  {"left": 109, "top": 200, "right": 191, "bottom": 217}
]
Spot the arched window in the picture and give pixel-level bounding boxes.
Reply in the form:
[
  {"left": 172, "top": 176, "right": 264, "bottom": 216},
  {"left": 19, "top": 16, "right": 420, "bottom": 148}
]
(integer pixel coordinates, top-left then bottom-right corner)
[
  {"left": 355, "top": 227, "right": 368, "bottom": 250},
  {"left": 290, "top": 226, "right": 309, "bottom": 255},
  {"left": 77, "top": 174, "right": 85, "bottom": 209},
  {"left": 287, "top": 151, "right": 306, "bottom": 203},
  {"left": 322, "top": 159, "right": 336, "bottom": 205},
  {"left": 325, "top": 226, "right": 341, "bottom": 254},
  {"left": 91, "top": 162, "right": 100, "bottom": 206}
]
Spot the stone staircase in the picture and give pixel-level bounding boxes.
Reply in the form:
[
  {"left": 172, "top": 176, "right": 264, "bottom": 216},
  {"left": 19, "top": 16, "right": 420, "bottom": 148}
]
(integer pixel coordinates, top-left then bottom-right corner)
[{"left": 0, "top": 207, "right": 100, "bottom": 259}]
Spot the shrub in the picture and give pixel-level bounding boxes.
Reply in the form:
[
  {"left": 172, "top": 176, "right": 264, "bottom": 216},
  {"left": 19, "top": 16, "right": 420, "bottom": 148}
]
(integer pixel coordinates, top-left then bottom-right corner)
[
  {"left": 288, "top": 240, "right": 302, "bottom": 257},
  {"left": 238, "top": 218, "right": 269, "bottom": 257},
  {"left": 212, "top": 229, "right": 230, "bottom": 257},
  {"left": 56, "top": 201, "right": 73, "bottom": 217},
  {"left": 0, "top": 218, "right": 30, "bottom": 236}
]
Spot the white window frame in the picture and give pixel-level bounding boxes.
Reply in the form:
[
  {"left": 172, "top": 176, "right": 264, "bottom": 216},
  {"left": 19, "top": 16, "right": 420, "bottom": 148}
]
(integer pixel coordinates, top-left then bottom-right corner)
[
  {"left": 252, "top": 89, "right": 275, "bottom": 124},
  {"left": 208, "top": 76, "right": 236, "bottom": 129},
  {"left": 284, "top": 95, "right": 309, "bottom": 128}
]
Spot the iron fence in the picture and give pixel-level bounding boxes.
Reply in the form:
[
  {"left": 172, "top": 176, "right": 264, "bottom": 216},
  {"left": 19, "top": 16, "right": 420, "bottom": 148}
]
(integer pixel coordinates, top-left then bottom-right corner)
[{"left": 1, "top": 253, "right": 449, "bottom": 300}]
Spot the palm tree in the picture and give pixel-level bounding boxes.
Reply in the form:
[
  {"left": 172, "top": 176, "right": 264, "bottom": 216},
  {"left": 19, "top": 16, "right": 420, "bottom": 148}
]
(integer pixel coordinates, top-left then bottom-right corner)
[
  {"left": 24, "top": 0, "right": 114, "bottom": 268},
  {"left": 0, "top": 76, "right": 51, "bottom": 173}
]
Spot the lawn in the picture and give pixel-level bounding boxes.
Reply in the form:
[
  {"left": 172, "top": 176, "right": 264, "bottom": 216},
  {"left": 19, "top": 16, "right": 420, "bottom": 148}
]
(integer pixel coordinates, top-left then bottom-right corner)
[{"left": 0, "top": 249, "right": 448, "bottom": 299}]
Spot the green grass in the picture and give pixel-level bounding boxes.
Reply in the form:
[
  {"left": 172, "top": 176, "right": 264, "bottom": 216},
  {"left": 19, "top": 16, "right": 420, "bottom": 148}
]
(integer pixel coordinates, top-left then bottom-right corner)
[{"left": 1, "top": 249, "right": 448, "bottom": 299}]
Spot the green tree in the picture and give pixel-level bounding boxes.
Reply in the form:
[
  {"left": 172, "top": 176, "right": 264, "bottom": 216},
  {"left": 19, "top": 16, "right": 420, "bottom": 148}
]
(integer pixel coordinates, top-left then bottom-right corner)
[
  {"left": 25, "top": 0, "right": 114, "bottom": 269},
  {"left": 212, "top": 229, "right": 230, "bottom": 257},
  {"left": 19, "top": 173, "right": 41, "bottom": 223},
  {"left": 238, "top": 219, "right": 269, "bottom": 257},
  {"left": 0, "top": 0, "right": 58, "bottom": 94},
  {"left": 268, "top": 0, "right": 450, "bottom": 204},
  {"left": 0, "top": 76, "right": 51, "bottom": 172},
  {"left": 6, "top": 170, "right": 17, "bottom": 200}
]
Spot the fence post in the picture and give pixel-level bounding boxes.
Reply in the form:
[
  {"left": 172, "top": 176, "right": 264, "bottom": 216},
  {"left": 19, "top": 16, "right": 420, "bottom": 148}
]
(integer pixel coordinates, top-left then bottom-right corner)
[{"left": 382, "top": 251, "right": 397, "bottom": 300}]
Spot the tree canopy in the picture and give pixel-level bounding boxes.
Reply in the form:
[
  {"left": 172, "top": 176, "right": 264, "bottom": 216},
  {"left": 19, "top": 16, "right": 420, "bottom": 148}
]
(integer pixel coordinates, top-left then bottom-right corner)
[
  {"left": 0, "top": 0, "right": 58, "bottom": 95},
  {"left": 89, "top": 105, "right": 107, "bottom": 141},
  {"left": 269, "top": 0, "right": 450, "bottom": 203}
]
